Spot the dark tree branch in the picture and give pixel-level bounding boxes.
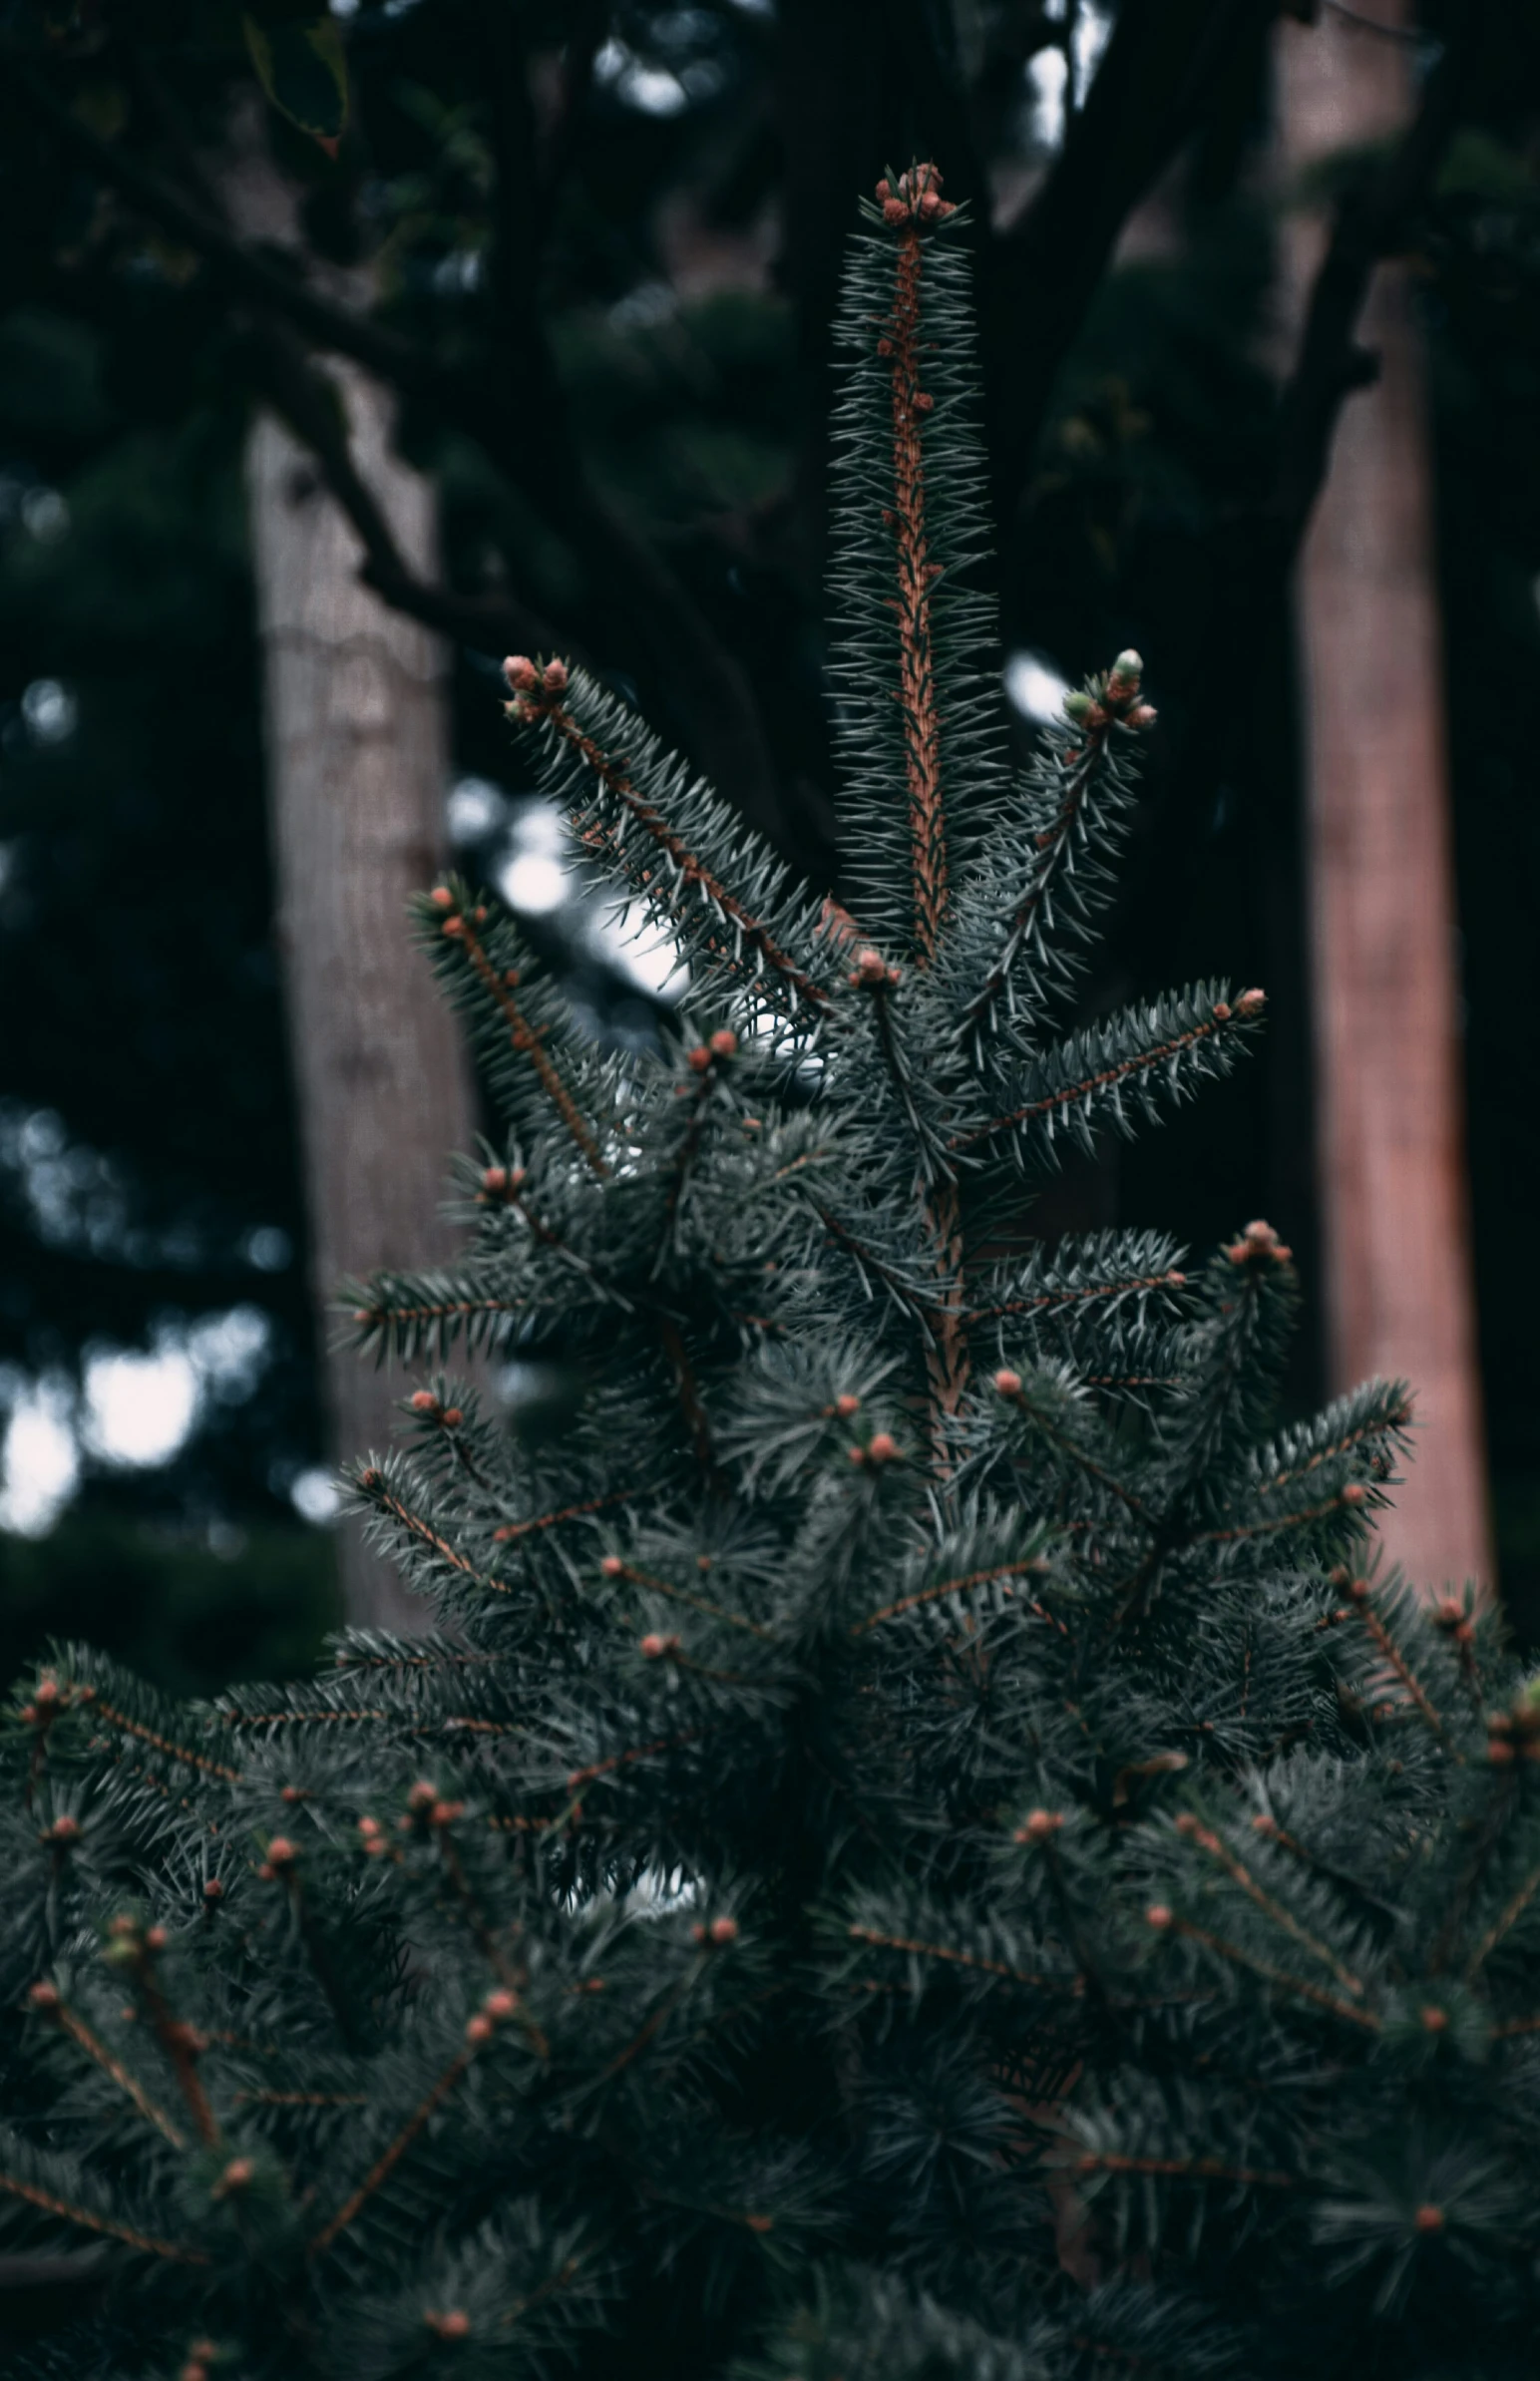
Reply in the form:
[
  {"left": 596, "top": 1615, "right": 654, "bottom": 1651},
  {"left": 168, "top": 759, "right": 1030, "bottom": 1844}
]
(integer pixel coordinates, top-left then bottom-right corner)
[
  {"left": 1264, "top": 4, "right": 1485, "bottom": 565},
  {"left": 982, "top": 0, "right": 1275, "bottom": 524}
]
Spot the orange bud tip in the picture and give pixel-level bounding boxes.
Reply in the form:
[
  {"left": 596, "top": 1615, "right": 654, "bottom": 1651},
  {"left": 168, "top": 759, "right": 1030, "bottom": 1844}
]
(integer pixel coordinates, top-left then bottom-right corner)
[
  {"left": 1212, "top": 1002, "right": 1232, "bottom": 1022},
  {"left": 427, "top": 2309, "right": 472, "bottom": 2340},
  {"left": 1488, "top": 1739, "right": 1515, "bottom": 1764},
  {"left": 600, "top": 1555, "right": 624, "bottom": 1578},
  {"left": 465, "top": 2013, "right": 494, "bottom": 2044},
  {"left": 264, "top": 1836, "right": 296, "bottom": 1867},
  {"left": 708, "top": 1028, "right": 737, "bottom": 1058},
  {"left": 709, "top": 1915, "right": 739, "bottom": 1944},
  {"left": 746, "top": 2212, "right": 774, "bottom": 2232},
  {"left": 202, "top": 1878, "right": 224, "bottom": 1900},
  {"left": 145, "top": 1925, "right": 168, "bottom": 1951},
  {"left": 1420, "top": 2006, "right": 1448, "bottom": 2032},
  {"left": 1413, "top": 2203, "right": 1444, "bottom": 2232},
  {"left": 502, "top": 656, "right": 540, "bottom": 693},
  {"left": 484, "top": 1988, "right": 517, "bottom": 2020},
  {"left": 410, "top": 1389, "right": 437, "bottom": 1412},
  {"left": 430, "top": 887, "right": 454, "bottom": 908},
  {"left": 407, "top": 1781, "right": 438, "bottom": 1810},
  {"left": 45, "top": 1815, "right": 81, "bottom": 1843},
  {"left": 482, "top": 1165, "right": 508, "bottom": 1193},
  {"left": 687, "top": 1045, "right": 712, "bottom": 1072},
  {"left": 1341, "top": 1483, "right": 1366, "bottom": 1507},
  {"left": 442, "top": 1408, "right": 463, "bottom": 1427},
  {"left": 28, "top": 1981, "right": 60, "bottom": 2009},
  {"left": 218, "top": 2158, "right": 254, "bottom": 2193},
  {"left": 1020, "top": 1808, "right": 1062, "bottom": 1842},
  {"left": 542, "top": 660, "right": 569, "bottom": 693},
  {"left": 868, "top": 1432, "right": 899, "bottom": 1463},
  {"left": 835, "top": 1393, "right": 861, "bottom": 1417},
  {"left": 1145, "top": 1904, "right": 1173, "bottom": 1931},
  {"left": 639, "top": 1633, "right": 677, "bottom": 1661},
  {"left": 1235, "top": 988, "right": 1267, "bottom": 1018},
  {"left": 993, "top": 1369, "right": 1022, "bottom": 1396}
]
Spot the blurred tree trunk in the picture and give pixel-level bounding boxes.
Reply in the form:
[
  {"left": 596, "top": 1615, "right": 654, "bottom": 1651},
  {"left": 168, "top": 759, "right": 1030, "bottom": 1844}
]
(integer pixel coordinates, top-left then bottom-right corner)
[
  {"left": 228, "top": 122, "right": 474, "bottom": 1632},
  {"left": 1278, "top": 7, "right": 1492, "bottom": 1589}
]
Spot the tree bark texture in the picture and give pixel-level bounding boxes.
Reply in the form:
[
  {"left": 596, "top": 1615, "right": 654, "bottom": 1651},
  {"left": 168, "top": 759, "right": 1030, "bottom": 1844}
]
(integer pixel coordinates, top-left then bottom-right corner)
[
  {"left": 1277, "top": 8, "right": 1492, "bottom": 1589},
  {"left": 247, "top": 380, "right": 476, "bottom": 1633}
]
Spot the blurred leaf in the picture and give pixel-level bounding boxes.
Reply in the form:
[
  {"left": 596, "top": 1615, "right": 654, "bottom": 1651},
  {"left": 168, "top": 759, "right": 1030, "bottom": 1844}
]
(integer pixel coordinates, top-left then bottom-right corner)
[{"left": 241, "top": 10, "right": 349, "bottom": 157}]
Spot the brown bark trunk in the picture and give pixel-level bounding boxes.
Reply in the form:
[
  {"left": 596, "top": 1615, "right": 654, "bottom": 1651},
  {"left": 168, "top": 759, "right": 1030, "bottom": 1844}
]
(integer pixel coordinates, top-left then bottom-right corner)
[
  {"left": 1277, "top": 8, "right": 1492, "bottom": 1590},
  {"left": 246, "top": 383, "right": 475, "bottom": 1632}
]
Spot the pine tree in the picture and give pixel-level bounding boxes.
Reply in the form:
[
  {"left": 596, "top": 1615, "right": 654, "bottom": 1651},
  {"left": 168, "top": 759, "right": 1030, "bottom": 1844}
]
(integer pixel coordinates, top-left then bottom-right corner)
[{"left": 2, "top": 163, "right": 1534, "bottom": 2381}]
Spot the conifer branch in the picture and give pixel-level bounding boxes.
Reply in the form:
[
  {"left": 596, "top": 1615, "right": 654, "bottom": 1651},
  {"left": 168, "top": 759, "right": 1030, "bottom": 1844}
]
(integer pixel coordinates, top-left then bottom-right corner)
[
  {"left": 309, "top": 2043, "right": 479, "bottom": 2260},
  {"left": 0, "top": 2168, "right": 207, "bottom": 2266},
  {"left": 958, "top": 1000, "right": 1252, "bottom": 1152},
  {"left": 441, "top": 904, "right": 608, "bottom": 1178},
  {"left": 565, "top": 1729, "right": 708, "bottom": 1791},
  {"left": 1466, "top": 1858, "right": 1540, "bottom": 1984},
  {"left": 848, "top": 1925, "right": 1055, "bottom": 1988},
  {"left": 510, "top": 671, "right": 833, "bottom": 1017},
  {"left": 358, "top": 1472, "right": 520, "bottom": 1599},
  {"left": 876, "top": 171, "right": 954, "bottom": 964},
  {"left": 1158, "top": 1916, "right": 1379, "bottom": 2032},
  {"left": 1343, "top": 1587, "right": 1447, "bottom": 1741},
  {"left": 31, "top": 1992, "right": 187, "bottom": 2150},
  {"left": 969, "top": 1264, "right": 1187, "bottom": 1328},
  {"left": 492, "top": 1487, "right": 641, "bottom": 1544},
  {"left": 849, "top": 1556, "right": 1054, "bottom": 1637},
  {"left": 85, "top": 1697, "right": 242, "bottom": 1785},
  {"left": 1172, "top": 1817, "right": 1367, "bottom": 1999},
  {"left": 602, "top": 1557, "right": 770, "bottom": 1639},
  {"left": 923, "top": 1184, "right": 971, "bottom": 1471}
]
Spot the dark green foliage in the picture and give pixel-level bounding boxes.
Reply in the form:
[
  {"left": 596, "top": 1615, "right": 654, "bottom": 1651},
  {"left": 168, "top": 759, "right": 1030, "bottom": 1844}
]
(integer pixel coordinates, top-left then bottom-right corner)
[{"left": 0, "top": 173, "right": 1530, "bottom": 2381}]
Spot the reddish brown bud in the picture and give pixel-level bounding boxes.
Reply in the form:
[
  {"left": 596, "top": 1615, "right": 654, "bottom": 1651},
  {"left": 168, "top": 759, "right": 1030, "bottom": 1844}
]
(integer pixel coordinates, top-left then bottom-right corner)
[
  {"left": 708, "top": 1028, "right": 737, "bottom": 1059},
  {"left": 1252, "top": 1812, "right": 1279, "bottom": 1837},
  {"left": 882, "top": 198, "right": 908, "bottom": 224},
  {"left": 180, "top": 2364, "right": 208, "bottom": 2381},
  {"left": 358, "top": 1816, "right": 381, "bottom": 1839},
  {"left": 709, "top": 1915, "right": 739, "bottom": 1944},
  {"left": 600, "top": 1555, "right": 625, "bottom": 1579},
  {"left": 850, "top": 947, "right": 890, "bottom": 989},
  {"left": 993, "top": 1369, "right": 1022, "bottom": 1396},
  {"left": 1174, "top": 1812, "right": 1200, "bottom": 1837},
  {"left": 408, "top": 1781, "right": 439, "bottom": 1812},
  {"left": 503, "top": 656, "right": 540, "bottom": 693},
  {"left": 35, "top": 1676, "right": 60, "bottom": 1708},
  {"left": 640, "top": 1633, "right": 678, "bottom": 1661},
  {"left": 875, "top": 178, "right": 892, "bottom": 201},
  {"left": 411, "top": 1389, "right": 437, "bottom": 1412},
  {"left": 484, "top": 1988, "right": 517, "bottom": 2020},
  {"left": 1234, "top": 988, "right": 1266, "bottom": 1019},
  {"left": 542, "top": 660, "right": 569, "bottom": 694},
  {"left": 429, "top": 1799, "right": 465, "bottom": 1828},
  {"left": 913, "top": 392, "right": 935, "bottom": 415},
  {"left": 1341, "top": 1483, "right": 1366, "bottom": 1507},
  {"left": 1488, "top": 1738, "right": 1516, "bottom": 1765},
  {"left": 687, "top": 1044, "right": 712, "bottom": 1072},
  {"left": 44, "top": 1814, "right": 81, "bottom": 1844},
  {"left": 430, "top": 886, "right": 455, "bottom": 909},
  {"left": 427, "top": 2309, "right": 472, "bottom": 2340},
  {"left": 1016, "top": 1809, "right": 1062, "bottom": 1843},
  {"left": 441, "top": 1408, "right": 463, "bottom": 1428},
  {"left": 28, "top": 1980, "right": 60, "bottom": 2011},
  {"left": 1413, "top": 2203, "right": 1444, "bottom": 2232},
  {"left": 1420, "top": 2005, "right": 1448, "bottom": 2033},
  {"left": 264, "top": 1836, "right": 296, "bottom": 1868},
  {"left": 202, "top": 1878, "right": 224, "bottom": 1902},
  {"left": 835, "top": 1392, "right": 861, "bottom": 1418},
  {"left": 145, "top": 1925, "right": 168, "bottom": 1952},
  {"left": 877, "top": 337, "right": 893, "bottom": 357},
  {"left": 1212, "top": 1001, "right": 1232, "bottom": 1022},
  {"left": 217, "top": 2157, "right": 254, "bottom": 2194},
  {"left": 280, "top": 1785, "right": 304, "bottom": 1804},
  {"left": 1126, "top": 704, "right": 1157, "bottom": 730},
  {"left": 465, "top": 2013, "right": 494, "bottom": 2045},
  {"left": 1145, "top": 1904, "right": 1174, "bottom": 1931},
  {"left": 481, "top": 1165, "right": 508, "bottom": 1195},
  {"left": 868, "top": 1432, "right": 899, "bottom": 1463}
]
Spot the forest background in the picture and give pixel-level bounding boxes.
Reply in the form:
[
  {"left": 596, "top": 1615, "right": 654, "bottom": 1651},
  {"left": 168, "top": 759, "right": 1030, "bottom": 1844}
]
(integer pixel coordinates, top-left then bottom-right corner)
[{"left": 0, "top": 0, "right": 1536, "bottom": 1690}]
